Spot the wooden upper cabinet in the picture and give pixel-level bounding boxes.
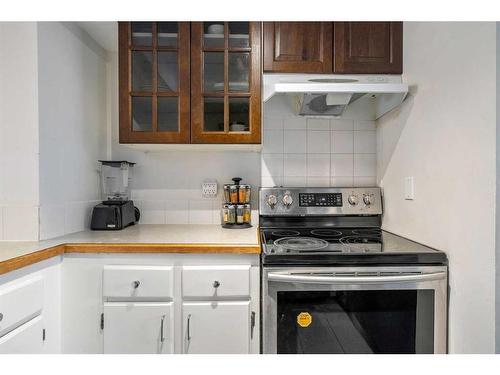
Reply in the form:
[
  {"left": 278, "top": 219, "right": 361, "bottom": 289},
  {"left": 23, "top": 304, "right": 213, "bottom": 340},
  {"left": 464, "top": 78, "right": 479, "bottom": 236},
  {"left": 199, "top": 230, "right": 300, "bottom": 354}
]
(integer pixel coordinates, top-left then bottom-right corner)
[
  {"left": 119, "top": 22, "right": 191, "bottom": 144},
  {"left": 334, "top": 22, "right": 403, "bottom": 74},
  {"left": 263, "top": 21, "right": 403, "bottom": 74},
  {"left": 263, "top": 22, "right": 332, "bottom": 73},
  {"left": 191, "top": 22, "right": 261, "bottom": 144}
]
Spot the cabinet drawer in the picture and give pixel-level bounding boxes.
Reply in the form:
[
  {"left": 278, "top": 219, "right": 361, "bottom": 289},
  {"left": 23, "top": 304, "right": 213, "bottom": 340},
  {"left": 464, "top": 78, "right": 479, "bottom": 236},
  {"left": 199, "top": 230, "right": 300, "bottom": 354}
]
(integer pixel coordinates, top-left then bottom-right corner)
[
  {"left": 182, "top": 265, "right": 250, "bottom": 298},
  {"left": 0, "top": 315, "right": 44, "bottom": 353},
  {"left": 0, "top": 276, "right": 43, "bottom": 337},
  {"left": 103, "top": 265, "right": 173, "bottom": 300}
]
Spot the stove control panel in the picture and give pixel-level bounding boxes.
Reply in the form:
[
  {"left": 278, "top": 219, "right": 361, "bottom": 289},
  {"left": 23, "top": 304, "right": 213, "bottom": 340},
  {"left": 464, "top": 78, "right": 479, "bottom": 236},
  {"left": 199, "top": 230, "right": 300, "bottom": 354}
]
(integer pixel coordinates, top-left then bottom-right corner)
[
  {"left": 260, "top": 187, "right": 382, "bottom": 216},
  {"left": 299, "top": 193, "right": 343, "bottom": 207}
]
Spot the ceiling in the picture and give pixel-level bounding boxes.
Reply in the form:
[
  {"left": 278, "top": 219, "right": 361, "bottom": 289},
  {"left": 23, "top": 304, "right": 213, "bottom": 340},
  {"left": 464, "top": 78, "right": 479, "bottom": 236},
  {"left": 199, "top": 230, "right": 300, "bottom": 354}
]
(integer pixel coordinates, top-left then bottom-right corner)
[{"left": 77, "top": 22, "right": 118, "bottom": 52}]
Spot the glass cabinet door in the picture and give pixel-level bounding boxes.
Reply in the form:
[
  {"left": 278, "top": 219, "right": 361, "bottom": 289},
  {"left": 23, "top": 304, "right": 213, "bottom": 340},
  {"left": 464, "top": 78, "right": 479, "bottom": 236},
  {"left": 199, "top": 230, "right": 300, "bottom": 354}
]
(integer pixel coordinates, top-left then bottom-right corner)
[
  {"left": 119, "top": 22, "right": 190, "bottom": 143},
  {"left": 191, "top": 22, "right": 261, "bottom": 144}
]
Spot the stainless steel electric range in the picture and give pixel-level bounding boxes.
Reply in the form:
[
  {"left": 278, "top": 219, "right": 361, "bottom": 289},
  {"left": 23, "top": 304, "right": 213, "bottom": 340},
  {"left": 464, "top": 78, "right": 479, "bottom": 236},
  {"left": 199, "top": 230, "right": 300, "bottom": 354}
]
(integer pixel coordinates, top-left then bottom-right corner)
[{"left": 260, "top": 187, "right": 448, "bottom": 354}]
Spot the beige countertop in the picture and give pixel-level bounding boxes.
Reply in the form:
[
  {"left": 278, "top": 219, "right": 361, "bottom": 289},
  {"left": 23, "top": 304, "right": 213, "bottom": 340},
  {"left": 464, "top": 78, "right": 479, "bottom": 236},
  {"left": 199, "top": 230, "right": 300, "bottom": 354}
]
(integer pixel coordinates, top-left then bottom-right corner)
[{"left": 0, "top": 224, "right": 260, "bottom": 275}]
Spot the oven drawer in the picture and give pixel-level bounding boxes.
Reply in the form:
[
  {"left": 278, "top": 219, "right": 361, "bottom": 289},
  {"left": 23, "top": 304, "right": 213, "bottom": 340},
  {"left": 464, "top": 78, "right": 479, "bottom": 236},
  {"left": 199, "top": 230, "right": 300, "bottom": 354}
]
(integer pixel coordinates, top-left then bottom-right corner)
[
  {"left": 182, "top": 265, "right": 250, "bottom": 298},
  {"left": 103, "top": 265, "right": 174, "bottom": 300},
  {"left": 0, "top": 276, "right": 43, "bottom": 337}
]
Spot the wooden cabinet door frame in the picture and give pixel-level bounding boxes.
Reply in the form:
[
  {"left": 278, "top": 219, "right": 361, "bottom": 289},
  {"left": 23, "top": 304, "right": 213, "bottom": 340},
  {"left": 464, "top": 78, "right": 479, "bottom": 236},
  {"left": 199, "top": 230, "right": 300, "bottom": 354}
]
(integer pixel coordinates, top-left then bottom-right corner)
[
  {"left": 333, "top": 22, "right": 403, "bottom": 74},
  {"left": 190, "top": 22, "right": 261, "bottom": 144},
  {"left": 119, "top": 22, "right": 191, "bottom": 143},
  {"left": 263, "top": 22, "right": 333, "bottom": 73}
]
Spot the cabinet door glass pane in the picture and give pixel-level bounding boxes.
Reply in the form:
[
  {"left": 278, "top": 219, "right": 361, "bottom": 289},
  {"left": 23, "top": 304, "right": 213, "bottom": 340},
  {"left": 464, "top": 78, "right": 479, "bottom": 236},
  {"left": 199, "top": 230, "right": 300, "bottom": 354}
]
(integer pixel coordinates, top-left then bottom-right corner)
[
  {"left": 158, "top": 97, "right": 178, "bottom": 132},
  {"left": 132, "top": 97, "right": 152, "bottom": 131},
  {"left": 204, "top": 97, "right": 224, "bottom": 132},
  {"left": 158, "top": 22, "right": 178, "bottom": 47},
  {"left": 204, "top": 22, "right": 225, "bottom": 48},
  {"left": 229, "top": 22, "right": 249, "bottom": 48},
  {"left": 131, "top": 22, "right": 152, "bottom": 46},
  {"left": 229, "top": 53, "right": 249, "bottom": 92},
  {"left": 204, "top": 52, "right": 224, "bottom": 93},
  {"left": 229, "top": 97, "right": 249, "bottom": 132},
  {"left": 132, "top": 51, "right": 153, "bottom": 92},
  {"left": 157, "top": 52, "right": 178, "bottom": 92}
]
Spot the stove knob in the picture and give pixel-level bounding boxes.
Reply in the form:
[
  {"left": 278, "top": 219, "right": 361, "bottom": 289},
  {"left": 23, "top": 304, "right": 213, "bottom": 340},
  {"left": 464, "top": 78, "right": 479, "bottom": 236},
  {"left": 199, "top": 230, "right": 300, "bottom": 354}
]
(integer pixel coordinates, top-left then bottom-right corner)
[
  {"left": 363, "top": 194, "right": 372, "bottom": 206},
  {"left": 266, "top": 194, "right": 278, "bottom": 208},
  {"left": 282, "top": 193, "right": 293, "bottom": 207},
  {"left": 348, "top": 195, "right": 358, "bottom": 206}
]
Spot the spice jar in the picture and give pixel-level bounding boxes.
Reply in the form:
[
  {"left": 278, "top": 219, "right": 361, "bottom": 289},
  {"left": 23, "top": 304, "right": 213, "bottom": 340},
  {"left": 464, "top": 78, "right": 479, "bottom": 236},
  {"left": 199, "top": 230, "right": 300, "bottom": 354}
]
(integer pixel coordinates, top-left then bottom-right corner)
[
  {"left": 238, "top": 184, "right": 251, "bottom": 203},
  {"left": 243, "top": 204, "right": 251, "bottom": 224},
  {"left": 236, "top": 205, "right": 244, "bottom": 224},
  {"left": 226, "top": 204, "right": 236, "bottom": 224},
  {"left": 223, "top": 185, "right": 231, "bottom": 203},
  {"left": 229, "top": 186, "right": 239, "bottom": 203}
]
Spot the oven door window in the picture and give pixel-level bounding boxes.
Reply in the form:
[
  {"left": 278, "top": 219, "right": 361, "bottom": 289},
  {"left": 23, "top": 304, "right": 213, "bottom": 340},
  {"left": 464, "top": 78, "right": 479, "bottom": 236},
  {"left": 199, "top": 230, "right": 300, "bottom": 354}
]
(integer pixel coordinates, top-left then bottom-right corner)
[{"left": 277, "top": 290, "right": 434, "bottom": 354}]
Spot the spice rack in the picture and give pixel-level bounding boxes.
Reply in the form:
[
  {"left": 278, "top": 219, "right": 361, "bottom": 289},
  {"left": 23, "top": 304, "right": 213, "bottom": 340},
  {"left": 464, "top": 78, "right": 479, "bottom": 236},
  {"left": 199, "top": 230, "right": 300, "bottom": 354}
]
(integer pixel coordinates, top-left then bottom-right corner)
[{"left": 221, "top": 177, "right": 252, "bottom": 229}]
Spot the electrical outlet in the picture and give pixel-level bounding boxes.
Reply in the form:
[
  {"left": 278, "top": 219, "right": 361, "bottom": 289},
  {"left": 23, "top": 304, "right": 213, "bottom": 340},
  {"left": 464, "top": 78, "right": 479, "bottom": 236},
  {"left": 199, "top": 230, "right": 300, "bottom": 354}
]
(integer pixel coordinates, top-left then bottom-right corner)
[{"left": 202, "top": 179, "right": 218, "bottom": 198}]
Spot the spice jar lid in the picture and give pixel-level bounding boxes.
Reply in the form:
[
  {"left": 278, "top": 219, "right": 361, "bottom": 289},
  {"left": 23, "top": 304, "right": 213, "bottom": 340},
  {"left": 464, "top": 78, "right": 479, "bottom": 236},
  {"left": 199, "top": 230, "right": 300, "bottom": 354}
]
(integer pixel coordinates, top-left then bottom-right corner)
[{"left": 238, "top": 184, "right": 251, "bottom": 189}]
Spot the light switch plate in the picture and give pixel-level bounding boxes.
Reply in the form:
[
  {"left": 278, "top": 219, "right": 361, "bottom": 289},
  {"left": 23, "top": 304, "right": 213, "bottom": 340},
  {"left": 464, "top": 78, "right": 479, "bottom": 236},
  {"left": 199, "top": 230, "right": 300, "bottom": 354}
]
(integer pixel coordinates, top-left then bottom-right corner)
[
  {"left": 405, "top": 177, "right": 414, "bottom": 200},
  {"left": 202, "top": 179, "right": 218, "bottom": 198}
]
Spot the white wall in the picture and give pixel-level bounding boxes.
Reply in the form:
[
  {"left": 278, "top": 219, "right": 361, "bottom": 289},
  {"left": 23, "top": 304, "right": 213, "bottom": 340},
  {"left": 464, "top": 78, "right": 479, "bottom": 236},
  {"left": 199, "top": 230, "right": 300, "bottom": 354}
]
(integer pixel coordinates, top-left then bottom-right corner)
[
  {"left": 496, "top": 22, "right": 500, "bottom": 354},
  {"left": 107, "top": 52, "right": 261, "bottom": 225},
  {"left": 377, "top": 22, "right": 497, "bottom": 353},
  {"left": 0, "top": 23, "right": 40, "bottom": 240},
  {"left": 37, "top": 23, "right": 108, "bottom": 239},
  {"left": 262, "top": 95, "right": 377, "bottom": 188}
]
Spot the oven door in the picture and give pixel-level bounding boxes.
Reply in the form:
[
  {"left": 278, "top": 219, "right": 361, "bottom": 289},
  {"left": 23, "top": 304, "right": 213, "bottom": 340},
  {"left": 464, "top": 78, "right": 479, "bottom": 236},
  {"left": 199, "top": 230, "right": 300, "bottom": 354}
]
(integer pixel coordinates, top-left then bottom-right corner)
[{"left": 263, "top": 266, "right": 447, "bottom": 354}]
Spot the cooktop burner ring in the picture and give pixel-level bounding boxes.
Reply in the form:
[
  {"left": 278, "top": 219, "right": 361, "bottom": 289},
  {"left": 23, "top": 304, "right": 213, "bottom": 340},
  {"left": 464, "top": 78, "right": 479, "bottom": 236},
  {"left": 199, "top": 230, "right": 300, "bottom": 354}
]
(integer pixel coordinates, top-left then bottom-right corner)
[
  {"left": 310, "top": 229, "right": 343, "bottom": 238},
  {"left": 339, "top": 235, "right": 381, "bottom": 245},
  {"left": 351, "top": 229, "right": 382, "bottom": 236},
  {"left": 274, "top": 237, "right": 329, "bottom": 251},
  {"left": 271, "top": 230, "right": 300, "bottom": 237}
]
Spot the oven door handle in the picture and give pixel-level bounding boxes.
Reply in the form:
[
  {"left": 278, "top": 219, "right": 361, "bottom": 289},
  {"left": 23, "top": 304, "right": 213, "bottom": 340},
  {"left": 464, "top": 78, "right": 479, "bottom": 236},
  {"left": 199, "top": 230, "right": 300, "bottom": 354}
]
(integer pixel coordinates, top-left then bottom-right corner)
[{"left": 267, "top": 271, "right": 447, "bottom": 284}]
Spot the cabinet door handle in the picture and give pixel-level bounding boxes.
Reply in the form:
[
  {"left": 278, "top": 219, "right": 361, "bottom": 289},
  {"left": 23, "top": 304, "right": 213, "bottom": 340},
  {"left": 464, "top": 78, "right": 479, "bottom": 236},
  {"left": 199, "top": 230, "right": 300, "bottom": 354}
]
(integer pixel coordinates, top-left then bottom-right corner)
[
  {"left": 187, "top": 314, "right": 192, "bottom": 341},
  {"left": 250, "top": 311, "right": 256, "bottom": 339},
  {"left": 160, "top": 315, "right": 166, "bottom": 343},
  {"left": 132, "top": 280, "right": 140, "bottom": 289},
  {"left": 0, "top": 312, "right": 3, "bottom": 322}
]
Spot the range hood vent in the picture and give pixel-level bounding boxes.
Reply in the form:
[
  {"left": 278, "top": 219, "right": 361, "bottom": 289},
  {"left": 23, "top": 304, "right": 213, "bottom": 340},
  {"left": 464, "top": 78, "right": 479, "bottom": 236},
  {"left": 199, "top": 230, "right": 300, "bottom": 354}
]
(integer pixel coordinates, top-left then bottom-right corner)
[{"left": 263, "top": 74, "right": 409, "bottom": 120}]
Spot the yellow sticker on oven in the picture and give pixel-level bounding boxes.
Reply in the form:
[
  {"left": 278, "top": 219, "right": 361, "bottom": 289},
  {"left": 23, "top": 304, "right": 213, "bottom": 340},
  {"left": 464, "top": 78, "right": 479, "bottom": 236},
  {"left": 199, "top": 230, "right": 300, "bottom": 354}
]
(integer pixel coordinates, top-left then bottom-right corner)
[{"left": 297, "top": 312, "right": 312, "bottom": 328}]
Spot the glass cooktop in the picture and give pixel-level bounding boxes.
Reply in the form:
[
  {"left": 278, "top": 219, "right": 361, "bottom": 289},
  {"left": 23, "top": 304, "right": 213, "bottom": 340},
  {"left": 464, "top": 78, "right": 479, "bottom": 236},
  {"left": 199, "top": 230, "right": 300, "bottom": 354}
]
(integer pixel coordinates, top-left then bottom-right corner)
[{"left": 260, "top": 227, "right": 447, "bottom": 265}]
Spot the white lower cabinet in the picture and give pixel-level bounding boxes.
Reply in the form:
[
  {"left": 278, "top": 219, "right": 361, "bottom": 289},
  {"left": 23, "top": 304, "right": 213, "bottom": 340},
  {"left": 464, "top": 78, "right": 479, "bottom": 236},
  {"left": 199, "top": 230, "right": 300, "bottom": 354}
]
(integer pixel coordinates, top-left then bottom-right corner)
[
  {"left": 182, "top": 301, "right": 252, "bottom": 354},
  {"left": 103, "top": 302, "right": 173, "bottom": 354},
  {"left": 0, "top": 316, "right": 44, "bottom": 354}
]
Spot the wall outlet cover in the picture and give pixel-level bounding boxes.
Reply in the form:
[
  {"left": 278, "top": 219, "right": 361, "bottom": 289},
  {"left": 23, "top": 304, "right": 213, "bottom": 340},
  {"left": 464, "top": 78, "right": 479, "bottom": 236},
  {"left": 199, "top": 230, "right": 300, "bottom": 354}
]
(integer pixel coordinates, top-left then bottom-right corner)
[
  {"left": 404, "top": 177, "right": 414, "bottom": 200},
  {"left": 202, "top": 180, "right": 218, "bottom": 198}
]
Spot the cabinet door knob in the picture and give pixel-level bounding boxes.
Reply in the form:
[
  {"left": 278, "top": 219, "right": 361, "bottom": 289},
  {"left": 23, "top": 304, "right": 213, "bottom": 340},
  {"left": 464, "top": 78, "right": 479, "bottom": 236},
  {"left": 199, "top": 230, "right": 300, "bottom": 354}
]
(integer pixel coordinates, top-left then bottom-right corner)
[
  {"left": 213, "top": 280, "right": 220, "bottom": 288},
  {"left": 0, "top": 312, "right": 3, "bottom": 322},
  {"left": 132, "top": 280, "right": 140, "bottom": 289}
]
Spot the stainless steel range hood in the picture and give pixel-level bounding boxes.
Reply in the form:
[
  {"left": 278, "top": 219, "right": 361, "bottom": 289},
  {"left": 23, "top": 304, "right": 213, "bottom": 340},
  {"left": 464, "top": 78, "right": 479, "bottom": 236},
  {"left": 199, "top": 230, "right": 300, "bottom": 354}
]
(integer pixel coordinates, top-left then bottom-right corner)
[{"left": 263, "top": 74, "right": 409, "bottom": 120}]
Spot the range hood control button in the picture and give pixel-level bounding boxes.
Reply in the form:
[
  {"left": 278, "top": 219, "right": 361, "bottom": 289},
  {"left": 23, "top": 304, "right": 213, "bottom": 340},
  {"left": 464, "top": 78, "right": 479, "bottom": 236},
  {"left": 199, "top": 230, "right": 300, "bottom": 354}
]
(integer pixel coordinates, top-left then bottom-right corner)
[{"left": 348, "top": 195, "right": 358, "bottom": 206}]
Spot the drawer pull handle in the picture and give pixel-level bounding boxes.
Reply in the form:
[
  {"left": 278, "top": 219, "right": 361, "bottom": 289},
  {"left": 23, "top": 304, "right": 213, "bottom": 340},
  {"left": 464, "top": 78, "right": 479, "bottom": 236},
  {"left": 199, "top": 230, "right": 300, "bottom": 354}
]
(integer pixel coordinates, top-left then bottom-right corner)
[
  {"left": 213, "top": 280, "right": 220, "bottom": 288},
  {"left": 160, "top": 315, "right": 166, "bottom": 343},
  {"left": 187, "top": 314, "right": 192, "bottom": 341},
  {"left": 132, "top": 280, "right": 140, "bottom": 289},
  {"left": 0, "top": 312, "right": 3, "bottom": 322}
]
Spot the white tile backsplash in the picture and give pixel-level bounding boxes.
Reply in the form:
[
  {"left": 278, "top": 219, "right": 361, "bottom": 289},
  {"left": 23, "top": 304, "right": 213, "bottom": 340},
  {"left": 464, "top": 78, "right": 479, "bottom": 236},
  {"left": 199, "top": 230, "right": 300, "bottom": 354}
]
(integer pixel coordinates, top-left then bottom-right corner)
[
  {"left": 263, "top": 130, "right": 284, "bottom": 154},
  {"left": 262, "top": 107, "right": 377, "bottom": 188},
  {"left": 284, "top": 154, "right": 307, "bottom": 177},
  {"left": 3, "top": 206, "right": 39, "bottom": 241},
  {"left": 331, "top": 154, "right": 354, "bottom": 176},
  {"left": 284, "top": 130, "right": 307, "bottom": 153},
  {"left": 332, "top": 131, "right": 354, "bottom": 153},
  {"left": 354, "top": 154, "right": 377, "bottom": 177},
  {"left": 188, "top": 200, "right": 213, "bottom": 224},
  {"left": 307, "top": 118, "right": 330, "bottom": 130},
  {"left": 354, "top": 131, "right": 377, "bottom": 153},
  {"left": 307, "top": 154, "right": 330, "bottom": 177},
  {"left": 307, "top": 131, "right": 331, "bottom": 153},
  {"left": 353, "top": 176, "right": 377, "bottom": 187},
  {"left": 165, "top": 200, "right": 189, "bottom": 224}
]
